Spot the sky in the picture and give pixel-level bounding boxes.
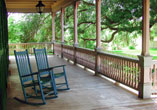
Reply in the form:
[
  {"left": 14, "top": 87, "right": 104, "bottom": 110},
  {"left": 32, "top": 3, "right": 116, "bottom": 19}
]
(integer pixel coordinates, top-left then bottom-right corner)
[{"left": 8, "top": 13, "right": 24, "bottom": 22}]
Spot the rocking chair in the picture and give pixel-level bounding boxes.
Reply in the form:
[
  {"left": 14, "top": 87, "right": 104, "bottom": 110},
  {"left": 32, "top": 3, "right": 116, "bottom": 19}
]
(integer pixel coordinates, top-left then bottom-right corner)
[
  {"left": 14, "top": 50, "right": 57, "bottom": 105},
  {"left": 33, "top": 48, "right": 70, "bottom": 92}
]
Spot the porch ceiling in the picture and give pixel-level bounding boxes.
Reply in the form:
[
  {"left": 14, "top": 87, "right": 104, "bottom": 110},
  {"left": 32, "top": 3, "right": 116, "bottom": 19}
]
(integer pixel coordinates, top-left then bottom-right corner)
[{"left": 6, "top": 0, "right": 75, "bottom": 13}]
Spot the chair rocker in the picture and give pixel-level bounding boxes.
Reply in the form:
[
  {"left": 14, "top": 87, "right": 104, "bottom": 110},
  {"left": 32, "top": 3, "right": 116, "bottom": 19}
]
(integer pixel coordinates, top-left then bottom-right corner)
[
  {"left": 14, "top": 50, "right": 57, "bottom": 105},
  {"left": 33, "top": 48, "right": 70, "bottom": 92}
]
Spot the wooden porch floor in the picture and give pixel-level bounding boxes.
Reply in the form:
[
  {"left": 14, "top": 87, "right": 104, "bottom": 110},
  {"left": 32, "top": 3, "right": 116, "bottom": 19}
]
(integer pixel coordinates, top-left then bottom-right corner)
[{"left": 7, "top": 55, "right": 157, "bottom": 110}]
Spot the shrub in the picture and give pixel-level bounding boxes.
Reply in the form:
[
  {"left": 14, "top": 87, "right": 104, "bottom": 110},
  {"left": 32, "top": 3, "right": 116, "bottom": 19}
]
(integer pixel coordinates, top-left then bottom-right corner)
[{"left": 129, "top": 46, "right": 135, "bottom": 50}]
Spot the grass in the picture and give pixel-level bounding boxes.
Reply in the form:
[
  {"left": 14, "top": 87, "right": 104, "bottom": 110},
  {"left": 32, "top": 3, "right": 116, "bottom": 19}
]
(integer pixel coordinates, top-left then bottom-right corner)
[{"left": 110, "top": 48, "right": 157, "bottom": 60}]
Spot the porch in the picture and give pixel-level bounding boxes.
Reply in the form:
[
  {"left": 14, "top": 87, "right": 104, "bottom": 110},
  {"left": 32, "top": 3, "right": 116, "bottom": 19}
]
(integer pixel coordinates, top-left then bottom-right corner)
[
  {"left": 7, "top": 55, "right": 157, "bottom": 110},
  {"left": 0, "top": 0, "right": 156, "bottom": 109}
]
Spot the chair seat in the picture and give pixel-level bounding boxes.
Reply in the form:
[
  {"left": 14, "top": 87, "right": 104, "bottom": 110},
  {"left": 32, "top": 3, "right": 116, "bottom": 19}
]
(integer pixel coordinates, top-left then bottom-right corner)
[
  {"left": 54, "top": 72, "right": 65, "bottom": 78},
  {"left": 40, "top": 76, "right": 51, "bottom": 83},
  {"left": 23, "top": 81, "right": 39, "bottom": 88},
  {"left": 23, "top": 76, "right": 51, "bottom": 88}
]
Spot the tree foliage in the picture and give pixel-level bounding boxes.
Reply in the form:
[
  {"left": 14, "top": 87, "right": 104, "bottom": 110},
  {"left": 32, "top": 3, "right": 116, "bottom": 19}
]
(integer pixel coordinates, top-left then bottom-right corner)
[{"left": 8, "top": 0, "right": 157, "bottom": 50}]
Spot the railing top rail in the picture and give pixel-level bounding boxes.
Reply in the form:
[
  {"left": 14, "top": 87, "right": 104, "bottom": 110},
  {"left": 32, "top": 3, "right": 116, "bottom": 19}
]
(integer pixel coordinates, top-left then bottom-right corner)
[
  {"left": 63, "top": 44, "right": 74, "bottom": 49},
  {"left": 98, "top": 51, "right": 139, "bottom": 62},
  {"left": 9, "top": 42, "right": 53, "bottom": 45},
  {"left": 54, "top": 42, "right": 62, "bottom": 46},
  {"left": 76, "top": 47, "right": 95, "bottom": 52},
  {"left": 76, "top": 47, "right": 96, "bottom": 55}
]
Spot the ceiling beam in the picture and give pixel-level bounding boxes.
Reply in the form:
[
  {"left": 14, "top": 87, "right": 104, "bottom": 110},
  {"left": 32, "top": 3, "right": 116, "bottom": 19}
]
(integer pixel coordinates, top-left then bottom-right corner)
[
  {"left": 6, "top": 0, "right": 78, "bottom": 13},
  {"left": 51, "top": 0, "right": 75, "bottom": 12}
]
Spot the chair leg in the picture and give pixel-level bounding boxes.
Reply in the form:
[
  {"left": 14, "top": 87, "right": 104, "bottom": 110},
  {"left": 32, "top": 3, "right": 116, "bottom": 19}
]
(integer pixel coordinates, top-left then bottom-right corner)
[
  {"left": 63, "top": 67, "right": 70, "bottom": 90},
  {"left": 38, "top": 81, "right": 46, "bottom": 104},
  {"left": 22, "top": 86, "right": 28, "bottom": 102},
  {"left": 64, "top": 72, "right": 70, "bottom": 90},
  {"left": 51, "top": 73, "right": 58, "bottom": 96},
  {"left": 33, "top": 85, "right": 38, "bottom": 96}
]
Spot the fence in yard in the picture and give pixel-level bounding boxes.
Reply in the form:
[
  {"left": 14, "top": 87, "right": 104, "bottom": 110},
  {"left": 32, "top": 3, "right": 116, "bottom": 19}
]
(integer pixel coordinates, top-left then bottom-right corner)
[{"left": 9, "top": 42, "right": 53, "bottom": 55}]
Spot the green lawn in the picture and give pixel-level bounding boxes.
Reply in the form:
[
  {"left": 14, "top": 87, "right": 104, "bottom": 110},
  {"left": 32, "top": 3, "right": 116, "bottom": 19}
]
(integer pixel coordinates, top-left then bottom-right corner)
[{"left": 110, "top": 48, "right": 157, "bottom": 60}]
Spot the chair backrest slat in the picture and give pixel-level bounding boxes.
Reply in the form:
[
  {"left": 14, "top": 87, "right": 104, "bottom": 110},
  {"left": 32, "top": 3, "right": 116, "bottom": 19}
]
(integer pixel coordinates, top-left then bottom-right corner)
[
  {"left": 34, "top": 48, "right": 50, "bottom": 76},
  {"left": 14, "top": 50, "right": 33, "bottom": 83}
]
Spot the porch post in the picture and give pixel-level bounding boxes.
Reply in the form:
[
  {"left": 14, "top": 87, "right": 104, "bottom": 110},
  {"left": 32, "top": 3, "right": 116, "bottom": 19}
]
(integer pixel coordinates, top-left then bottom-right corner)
[
  {"left": 52, "top": 12, "right": 56, "bottom": 42},
  {"left": 73, "top": 1, "right": 79, "bottom": 64},
  {"left": 74, "top": 1, "right": 78, "bottom": 47},
  {"left": 61, "top": 8, "right": 64, "bottom": 58},
  {"left": 138, "top": 0, "right": 152, "bottom": 99},
  {"left": 95, "top": 0, "right": 101, "bottom": 75},
  {"left": 51, "top": 12, "right": 56, "bottom": 54},
  {"left": 61, "top": 8, "right": 64, "bottom": 44}
]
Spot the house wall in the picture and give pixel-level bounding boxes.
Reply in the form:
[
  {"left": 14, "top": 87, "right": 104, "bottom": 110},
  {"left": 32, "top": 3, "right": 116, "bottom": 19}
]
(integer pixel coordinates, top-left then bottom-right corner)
[{"left": 0, "top": 0, "right": 9, "bottom": 110}]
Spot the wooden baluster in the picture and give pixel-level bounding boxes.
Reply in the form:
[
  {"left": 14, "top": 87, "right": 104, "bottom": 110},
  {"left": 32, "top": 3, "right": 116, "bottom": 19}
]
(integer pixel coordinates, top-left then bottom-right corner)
[
  {"left": 125, "top": 60, "right": 128, "bottom": 84},
  {"left": 110, "top": 57, "right": 112, "bottom": 77},
  {"left": 138, "top": 63, "right": 141, "bottom": 89},
  {"left": 130, "top": 62, "right": 132, "bottom": 86},
  {"left": 116, "top": 58, "right": 118, "bottom": 80},
  {"left": 122, "top": 59, "right": 124, "bottom": 83},
  {"left": 114, "top": 58, "right": 116, "bottom": 79},
  {"left": 135, "top": 63, "right": 137, "bottom": 89},
  {"left": 107, "top": 56, "right": 109, "bottom": 76},
  {"left": 103, "top": 56, "right": 105, "bottom": 74},
  {"left": 119, "top": 59, "right": 121, "bottom": 81},
  {"left": 128, "top": 61, "right": 130, "bottom": 86},
  {"left": 128, "top": 62, "right": 131, "bottom": 86},
  {"left": 100, "top": 56, "right": 102, "bottom": 73},
  {"left": 110, "top": 57, "right": 113, "bottom": 78},
  {"left": 120, "top": 59, "right": 122, "bottom": 82},
  {"left": 122, "top": 59, "right": 124, "bottom": 82},
  {"left": 132, "top": 62, "right": 135, "bottom": 88},
  {"left": 117, "top": 58, "right": 119, "bottom": 80},
  {"left": 113, "top": 58, "right": 115, "bottom": 79},
  {"left": 108, "top": 57, "right": 110, "bottom": 77}
]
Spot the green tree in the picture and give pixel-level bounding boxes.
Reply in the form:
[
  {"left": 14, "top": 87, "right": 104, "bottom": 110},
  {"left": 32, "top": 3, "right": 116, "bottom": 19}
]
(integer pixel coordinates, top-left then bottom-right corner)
[{"left": 8, "top": 0, "right": 157, "bottom": 50}]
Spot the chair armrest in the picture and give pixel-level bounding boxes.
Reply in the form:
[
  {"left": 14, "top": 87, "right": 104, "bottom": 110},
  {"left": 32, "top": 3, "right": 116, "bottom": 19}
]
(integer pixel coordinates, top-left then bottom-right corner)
[
  {"left": 21, "top": 72, "right": 39, "bottom": 77},
  {"left": 51, "top": 65, "right": 66, "bottom": 69},
  {"left": 38, "top": 67, "right": 54, "bottom": 72},
  {"left": 38, "top": 65, "right": 66, "bottom": 73}
]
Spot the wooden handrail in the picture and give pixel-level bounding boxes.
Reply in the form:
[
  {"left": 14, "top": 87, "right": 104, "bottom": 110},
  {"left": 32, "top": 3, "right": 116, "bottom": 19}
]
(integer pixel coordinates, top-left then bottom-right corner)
[
  {"left": 9, "top": 42, "right": 53, "bottom": 55},
  {"left": 53, "top": 42, "right": 141, "bottom": 90},
  {"left": 98, "top": 51, "right": 139, "bottom": 63}
]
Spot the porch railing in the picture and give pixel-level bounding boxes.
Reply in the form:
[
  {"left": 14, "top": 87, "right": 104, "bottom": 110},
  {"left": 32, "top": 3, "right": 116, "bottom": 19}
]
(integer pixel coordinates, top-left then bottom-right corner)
[
  {"left": 98, "top": 52, "right": 140, "bottom": 90},
  {"left": 9, "top": 42, "right": 157, "bottom": 95},
  {"left": 9, "top": 42, "right": 53, "bottom": 55},
  {"left": 53, "top": 43, "right": 141, "bottom": 90},
  {"left": 152, "top": 61, "right": 157, "bottom": 95}
]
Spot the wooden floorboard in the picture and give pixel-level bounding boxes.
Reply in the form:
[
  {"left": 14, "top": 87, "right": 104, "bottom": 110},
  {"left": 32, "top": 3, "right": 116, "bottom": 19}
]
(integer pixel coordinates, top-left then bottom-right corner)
[{"left": 7, "top": 55, "right": 157, "bottom": 110}]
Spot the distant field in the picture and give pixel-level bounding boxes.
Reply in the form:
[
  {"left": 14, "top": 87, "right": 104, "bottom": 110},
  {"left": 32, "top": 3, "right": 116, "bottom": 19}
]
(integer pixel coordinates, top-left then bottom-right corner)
[{"left": 110, "top": 48, "right": 157, "bottom": 60}]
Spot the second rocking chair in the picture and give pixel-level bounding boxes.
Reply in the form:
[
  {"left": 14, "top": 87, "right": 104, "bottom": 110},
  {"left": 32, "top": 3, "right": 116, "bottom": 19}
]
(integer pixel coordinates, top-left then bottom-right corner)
[{"left": 33, "top": 48, "right": 70, "bottom": 92}]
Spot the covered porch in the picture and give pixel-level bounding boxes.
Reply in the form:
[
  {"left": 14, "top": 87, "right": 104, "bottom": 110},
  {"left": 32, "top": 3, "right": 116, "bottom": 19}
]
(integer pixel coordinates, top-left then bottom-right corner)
[
  {"left": 7, "top": 55, "right": 157, "bottom": 110},
  {"left": 0, "top": 0, "right": 157, "bottom": 110}
]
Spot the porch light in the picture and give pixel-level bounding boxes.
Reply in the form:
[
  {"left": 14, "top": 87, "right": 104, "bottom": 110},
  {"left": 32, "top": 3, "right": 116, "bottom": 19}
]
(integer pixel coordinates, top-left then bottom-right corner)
[{"left": 36, "top": 0, "right": 45, "bottom": 14}]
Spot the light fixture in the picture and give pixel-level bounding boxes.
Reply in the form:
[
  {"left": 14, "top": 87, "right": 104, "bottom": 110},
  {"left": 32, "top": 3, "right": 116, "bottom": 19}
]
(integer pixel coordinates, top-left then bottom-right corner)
[{"left": 36, "top": 0, "right": 45, "bottom": 14}]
